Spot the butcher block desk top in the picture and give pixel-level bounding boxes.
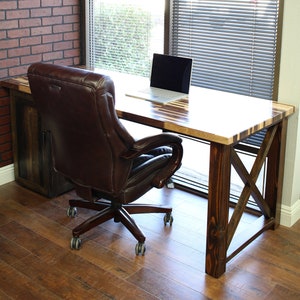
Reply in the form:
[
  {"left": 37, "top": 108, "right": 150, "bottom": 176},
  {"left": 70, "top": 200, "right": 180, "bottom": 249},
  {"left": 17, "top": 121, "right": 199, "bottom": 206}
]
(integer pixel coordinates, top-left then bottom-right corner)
[
  {"left": 115, "top": 86, "right": 294, "bottom": 145},
  {"left": 1, "top": 76, "right": 295, "bottom": 146}
]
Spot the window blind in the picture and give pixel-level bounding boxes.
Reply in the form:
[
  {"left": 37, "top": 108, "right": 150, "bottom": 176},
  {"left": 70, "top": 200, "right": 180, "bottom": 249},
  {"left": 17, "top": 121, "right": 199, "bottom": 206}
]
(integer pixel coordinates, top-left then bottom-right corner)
[{"left": 170, "top": 0, "right": 280, "bottom": 100}]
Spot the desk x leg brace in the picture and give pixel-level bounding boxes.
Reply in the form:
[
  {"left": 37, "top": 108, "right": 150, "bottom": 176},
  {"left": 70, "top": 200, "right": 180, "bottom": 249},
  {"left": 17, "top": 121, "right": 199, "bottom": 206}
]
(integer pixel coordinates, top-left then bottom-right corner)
[{"left": 206, "top": 119, "right": 287, "bottom": 278}]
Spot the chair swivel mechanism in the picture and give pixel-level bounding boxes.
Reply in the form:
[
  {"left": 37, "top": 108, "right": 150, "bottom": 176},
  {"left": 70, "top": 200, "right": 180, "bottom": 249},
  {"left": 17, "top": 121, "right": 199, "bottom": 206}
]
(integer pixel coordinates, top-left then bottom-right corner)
[{"left": 28, "top": 63, "right": 183, "bottom": 255}]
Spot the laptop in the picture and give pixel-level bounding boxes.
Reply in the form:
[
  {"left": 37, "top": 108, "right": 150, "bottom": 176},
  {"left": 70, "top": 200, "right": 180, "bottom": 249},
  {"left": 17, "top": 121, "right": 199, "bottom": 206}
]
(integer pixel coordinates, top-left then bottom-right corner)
[{"left": 126, "top": 53, "right": 193, "bottom": 104}]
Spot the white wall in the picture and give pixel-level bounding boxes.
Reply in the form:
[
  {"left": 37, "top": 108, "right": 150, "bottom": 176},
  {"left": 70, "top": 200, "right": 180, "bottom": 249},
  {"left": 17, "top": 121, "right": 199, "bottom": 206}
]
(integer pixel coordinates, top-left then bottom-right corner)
[
  {"left": 0, "top": 164, "right": 14, "bottom": 185},
  {"left": 278, "top": 0, "right": 300, "bottom": 226}
]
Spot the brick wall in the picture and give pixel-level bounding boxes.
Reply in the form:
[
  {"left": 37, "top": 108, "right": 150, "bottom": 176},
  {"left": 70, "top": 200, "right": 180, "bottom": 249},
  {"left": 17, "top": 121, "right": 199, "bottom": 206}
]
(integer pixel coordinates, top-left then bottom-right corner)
[{"left": 0, "top": 0, "right": 81, "bottom": 168}]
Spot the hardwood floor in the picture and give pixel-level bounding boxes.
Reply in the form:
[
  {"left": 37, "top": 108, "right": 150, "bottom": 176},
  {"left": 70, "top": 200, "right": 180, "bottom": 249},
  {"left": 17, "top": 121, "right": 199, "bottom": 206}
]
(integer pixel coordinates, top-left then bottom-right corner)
[{"left": 0, "top": 181, "right": 299, "bottom": 299}]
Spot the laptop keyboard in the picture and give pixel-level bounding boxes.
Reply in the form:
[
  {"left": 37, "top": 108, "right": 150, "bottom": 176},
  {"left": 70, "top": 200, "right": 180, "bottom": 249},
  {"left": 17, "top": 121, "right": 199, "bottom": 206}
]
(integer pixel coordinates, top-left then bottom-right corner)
[
  {"left": 126, "top": 87, "right": 188, "bottom": 104},
  {"left": 148, "top": 87, "right": 183, "bottom": 98},
  {"left": 139, "top": 87, "right": 187, "bottom": 103}
]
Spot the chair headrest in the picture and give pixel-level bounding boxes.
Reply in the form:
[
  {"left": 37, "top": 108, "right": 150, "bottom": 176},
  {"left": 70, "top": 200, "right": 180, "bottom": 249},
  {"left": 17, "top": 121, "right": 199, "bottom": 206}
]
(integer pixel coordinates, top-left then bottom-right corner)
[{"left": 28, "top": 63, "right": 115, "bottom": 100}]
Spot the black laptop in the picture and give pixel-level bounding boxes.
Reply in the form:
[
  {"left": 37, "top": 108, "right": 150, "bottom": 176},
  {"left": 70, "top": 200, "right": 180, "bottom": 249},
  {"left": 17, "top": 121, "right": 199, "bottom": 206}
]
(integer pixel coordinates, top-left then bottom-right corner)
[{"left": 126, "top": 53, "right": 193, "bottom": 104}]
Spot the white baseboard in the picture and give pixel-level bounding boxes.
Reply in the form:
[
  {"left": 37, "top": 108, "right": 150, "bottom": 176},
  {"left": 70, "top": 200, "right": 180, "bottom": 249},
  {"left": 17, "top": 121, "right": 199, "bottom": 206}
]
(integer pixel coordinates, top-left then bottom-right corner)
[
  {"left": 0, "top": 164, "right": 15, "bottom": 185},
  {"left": 280, "top": 199, "right": 300, "bottom": 227}
]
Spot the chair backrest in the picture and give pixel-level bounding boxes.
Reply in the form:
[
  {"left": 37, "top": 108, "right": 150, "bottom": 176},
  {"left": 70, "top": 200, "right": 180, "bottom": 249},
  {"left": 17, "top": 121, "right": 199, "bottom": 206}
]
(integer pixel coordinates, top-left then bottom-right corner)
[{"left": 28, "top": 63, "right": 135, "bottom": 196}]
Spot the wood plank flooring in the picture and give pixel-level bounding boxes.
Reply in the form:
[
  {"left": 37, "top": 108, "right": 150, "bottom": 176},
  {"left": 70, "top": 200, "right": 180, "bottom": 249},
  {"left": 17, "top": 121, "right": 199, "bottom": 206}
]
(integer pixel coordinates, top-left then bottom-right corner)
[{"left": 0, "top": 181, "right": 299, "bottom": 299}]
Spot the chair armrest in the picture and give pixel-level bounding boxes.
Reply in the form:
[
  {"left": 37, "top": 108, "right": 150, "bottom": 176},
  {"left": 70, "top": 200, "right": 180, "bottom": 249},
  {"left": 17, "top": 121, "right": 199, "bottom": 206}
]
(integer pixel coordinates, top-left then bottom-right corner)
[
  {"left": 122, "top": 133, "right": 183, "bottom": 188},
  {"left": 121, "top": 133, "right": 182, "bottom": 159}
]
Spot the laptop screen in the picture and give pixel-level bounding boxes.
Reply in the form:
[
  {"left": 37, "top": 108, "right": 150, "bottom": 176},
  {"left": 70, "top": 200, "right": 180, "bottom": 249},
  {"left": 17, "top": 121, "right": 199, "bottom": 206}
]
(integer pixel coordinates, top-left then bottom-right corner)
[{"left": 150, "top": 53, "right": 193, "bottom": 94}]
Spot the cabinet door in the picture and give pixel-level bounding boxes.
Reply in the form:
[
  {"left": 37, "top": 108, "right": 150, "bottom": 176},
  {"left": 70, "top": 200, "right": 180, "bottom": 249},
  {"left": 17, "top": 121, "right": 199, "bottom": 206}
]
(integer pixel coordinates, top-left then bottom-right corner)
[{"left": 10, "top": 90, "right": 73, "bottom": 197}]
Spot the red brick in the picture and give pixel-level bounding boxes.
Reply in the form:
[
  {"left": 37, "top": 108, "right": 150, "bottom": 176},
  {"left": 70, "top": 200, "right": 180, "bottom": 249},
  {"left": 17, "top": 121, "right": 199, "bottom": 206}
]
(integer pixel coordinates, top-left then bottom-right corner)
[
  {"left": 0, "top": 105, "right": 9, "bottom": 115},
  {"left": 43, "top": 51, "right": 63, "bottom": 61},
  {"left": 19, "top": 18, "right": 42, "bottom": 28},
  {"left": 1, "top": 151, "right": 13, "bottom": 163},
  {"left": 42, "top": 33, "right": 63, "bottom": 43},
  {"left": 0, "top": 116, "right": 10, "bottom": 127},
  {"left": 72, "top": 5, "right": 80, "bottom": 15},
  {"left": 6, "top": 9, "right": 30, "bottom": 20},
  {"left": 54, "top": 41, "right": 73, "bottom": 51},
  {"left": 42, "top": 16, "right": 63, "bottom": 26},
  {"left": 31, "top": 26, "right": 52, "bottom": 36},
  {"left": 0, "top": 1, "right": 18, "bottom": 10},
  {"left": 8, "top": 65, "right": 29, "bottom": 77},
  {"left": 64, "top": 48, "right": 80, "bottom": 58},
  {"left": 30, "top": 8, "right": 52, "bottom": 18},
  {"left": 0, "top": 31, "right": 6, "bottom": 40},
  {"left": 64, "top": 0, "right": 78, "bottom": 5},
  {"left": 64, "top": 31, "right": 79, "bottom": 41},
  {"left": 8, "top": 47, "right": 31, "bottom": 58},
  {"left": 0, "top": 142, "right": 12, "bottom": 153},
  {"left": 53, "top": 6, "right": 73, "bottom": 16},
  {"left": 0, "top": 39, "right": 19, "bottom": 50},
  {"left": 64, "top": 14, "right": 79, "bottom": 24},
  {"left": 0, "top": 101, "right": 9, "bottom": 109},
  {"left": 73, "top": 56, "right": 80, "bottom": 65},
  {"left": 20, "top": 36, "right": 42, "bottom": 47},
  {"left": 0, "top": 88, "right": 9, "bottom": 98},
  {"left": 54, "top": 58, "right": 73, "bottom": 65},
  {"left": 18, "top": 0, "right": 40, "bottom": 9},
  {"left": 0, "top": 133, "right": 12, "bottom": 144},
  {"left": 21, "top": 54, "right": 43, "bottom": 65},
  {"left": 7, "top": 28, "right": 30, "bottom": 39},
  {"left": 53, "top": 24, "right": 73, "bottom": 33},
  {"left": 73, "top": 22, "right": 80, "bottom": 31},
  {"left": 42, "top": 0, "right": 62, "bottom": 7},
  {"left": 0, "top": 50, "right": 7, "bottom": 60},
  {"left": 73, "top": 40, "right": 80, "bottom": 49},
  {"left": 0, "top": 20, "right": 18, "bottom": 30},
  {"left": 31, "top": 43, "right": 53, "bottom": 54},
  {"left": 0, "top": 11, "right": 5, "bottom": 20},
  {"left": 0, "top": 124, "right": 10, "bottom": 135},
  {"left": 0, "top": 69, "right": 8, "bottom": 80},
  {"left": 0, "top": 57, "right": 20, "bottom": 68}
]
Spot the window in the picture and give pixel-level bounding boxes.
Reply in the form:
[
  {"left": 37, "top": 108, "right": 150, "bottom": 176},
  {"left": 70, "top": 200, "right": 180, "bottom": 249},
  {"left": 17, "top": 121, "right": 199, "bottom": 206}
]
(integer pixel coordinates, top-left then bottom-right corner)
[
  {"left": 86, "top": 0, "right": 164, "bottom": 78},
  {"left": 87, "top": 0, "right": 282, "bottom": 101}
]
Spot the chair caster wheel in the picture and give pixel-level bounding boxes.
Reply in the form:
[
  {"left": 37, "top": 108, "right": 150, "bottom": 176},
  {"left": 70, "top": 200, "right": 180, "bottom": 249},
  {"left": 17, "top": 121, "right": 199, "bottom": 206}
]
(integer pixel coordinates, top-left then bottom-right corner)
[
  {"left": 135, "top": 242, "right": 146, "bottom": 255},
  {"left": 70, "top": 237, "right": 82, "bottom": 250},
  {"left": 67, "top": 206, "right": 77, "bottom": 218},
  {"left": 166, "top": 178, "right": 175, "bottom": 189},
  {"left": 164, "top": 213, "right": 173, "bottom": 226}
]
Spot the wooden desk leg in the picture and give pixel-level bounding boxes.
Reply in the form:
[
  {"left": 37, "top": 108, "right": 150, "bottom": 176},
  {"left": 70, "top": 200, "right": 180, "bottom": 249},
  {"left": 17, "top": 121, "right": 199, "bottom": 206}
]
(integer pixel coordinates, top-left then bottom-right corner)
[
  {"left": 206, "top": 142, "right": 231, "bottom": 278},
  {"left": 265, "top": 119, "right": 287, "bottom": 227}
]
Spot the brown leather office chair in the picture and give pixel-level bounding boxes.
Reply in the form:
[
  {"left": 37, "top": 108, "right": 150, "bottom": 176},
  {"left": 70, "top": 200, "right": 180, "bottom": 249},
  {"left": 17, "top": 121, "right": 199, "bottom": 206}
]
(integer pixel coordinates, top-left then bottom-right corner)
[{"left": 28, "top": 63, "right": 183, "bottom": 254}]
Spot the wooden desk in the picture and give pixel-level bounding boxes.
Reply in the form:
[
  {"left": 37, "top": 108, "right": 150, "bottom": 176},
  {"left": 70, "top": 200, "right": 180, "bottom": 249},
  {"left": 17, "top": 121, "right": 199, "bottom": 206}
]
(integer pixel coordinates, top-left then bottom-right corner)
[
  {"left": 116, "top": 86, "right": 295, "bottom": 277},
  {"left": 1, "top": 76, "right": 295, "bottom": 278}
]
